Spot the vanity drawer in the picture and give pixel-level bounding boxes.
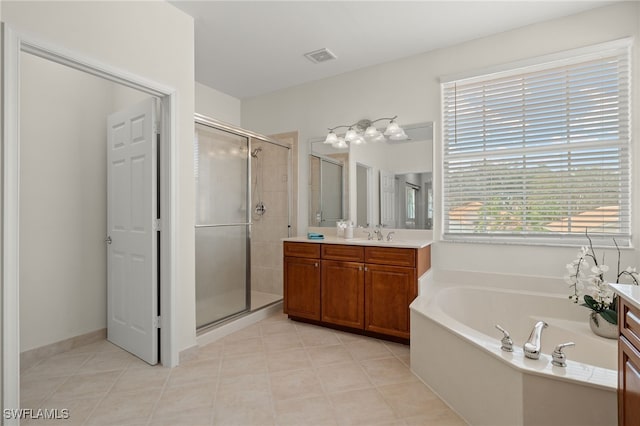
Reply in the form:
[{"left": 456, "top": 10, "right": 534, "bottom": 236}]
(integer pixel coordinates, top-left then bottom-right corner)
[
  {"left": 321, "top": 244, "right": 364, "bottom": 262},
  {"left": 364, "top": 247, "right": 415, "bottom": 268},
  {"left": 621, "top": 297, "right": 640, "bottom": 350},
  {"left": 284, "top": 242, "right": 320, "bottom": 259}
]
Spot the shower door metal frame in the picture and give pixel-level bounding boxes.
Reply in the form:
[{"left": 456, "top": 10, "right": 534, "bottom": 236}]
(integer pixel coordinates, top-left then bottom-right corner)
[{"left": 194, "top": 114, "right": 292, "bottom": 331}]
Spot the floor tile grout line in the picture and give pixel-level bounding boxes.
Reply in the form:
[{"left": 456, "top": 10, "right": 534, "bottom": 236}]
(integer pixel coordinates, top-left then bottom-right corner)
[
  {"left": 263, "top": 338, "right": 282, "bottom": 425},
  {"left": 27, "top": 349, "right": 111, "bottom": 420},
  {"left": 305, "top": 325, "right": 415, "bottom": 424},
  {"left": 143, "top": 363, "right": 174, "bottom": 426},
  {"left": 38, "top": 373, "right": 74, "bottom": 410},
  {"left": 205, "top": 349, "right": 223, "bottom": 426},
  {"left": 348, "top": 346, "right": 408, "bottom": 423},
  {"left": 80, "top": 362, "right": 130, "bottom": 426},
  {"left": 21, "top": 370, "right": 72, "bottom": 409},
  {"left": 305, "top": 326, "right": 360, "bottom": 426},
  {"left": 274, "top": 316, "right": 340, "bottom": 425},
  {"left": 21, "top": 351, "right": 95, "bottom": 382}
]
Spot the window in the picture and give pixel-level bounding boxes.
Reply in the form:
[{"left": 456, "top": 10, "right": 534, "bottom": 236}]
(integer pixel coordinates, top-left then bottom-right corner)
[{"left": 442, "top": 40, "right": 631, "bottom": 246}]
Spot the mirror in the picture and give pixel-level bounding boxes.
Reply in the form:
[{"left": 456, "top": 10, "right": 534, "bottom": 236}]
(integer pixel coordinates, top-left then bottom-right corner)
[
  {"left": 309, "top": 122, "right": 433, "bottom": 229},
  {"left": 309, "top": 153, "right": 347, "bottom": 227}
]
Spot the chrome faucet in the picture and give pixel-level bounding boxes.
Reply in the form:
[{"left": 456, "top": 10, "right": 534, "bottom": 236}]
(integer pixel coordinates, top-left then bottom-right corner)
[
  {"left": 374, "top": 225, "right": 384, "bottom": 241},
  {"left": 495, "top": 324, "right": 513, "bottom": 352},
  {"left": 523, "top": 321, "right": 548, "bottom": 360},
  {"left": 551, "top": 342, "right": 575, "bottom": 367},
  {"left": 386, "top": 231, "right": 395, "bottom": 241},
  {"left": 358, "top": 225, "right": 374, "bottom": 240}
]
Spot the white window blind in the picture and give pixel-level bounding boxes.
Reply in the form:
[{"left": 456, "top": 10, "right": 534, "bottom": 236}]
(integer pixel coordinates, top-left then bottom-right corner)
[{"left": 442, "top": 42, "right": 631, "bottom": 246}]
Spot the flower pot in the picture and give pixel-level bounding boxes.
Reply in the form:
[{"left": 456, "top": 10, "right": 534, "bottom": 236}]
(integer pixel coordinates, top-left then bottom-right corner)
[{"left": 589, "top": 312, "right": 618, "bottom": 339}]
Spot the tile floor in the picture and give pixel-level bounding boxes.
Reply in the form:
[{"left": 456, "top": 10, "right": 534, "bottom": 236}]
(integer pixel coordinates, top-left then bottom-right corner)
[{"left": 20, "top": 312, "right": 466, "bottom": 426}]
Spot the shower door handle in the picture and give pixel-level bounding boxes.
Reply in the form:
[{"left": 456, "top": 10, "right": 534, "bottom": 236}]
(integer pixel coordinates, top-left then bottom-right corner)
[
  {"left": 105, "top": 236, "right": 112, "bottom": 245},
  {"left": 195, "top": 223, "right": 252, "bottom": 228}
]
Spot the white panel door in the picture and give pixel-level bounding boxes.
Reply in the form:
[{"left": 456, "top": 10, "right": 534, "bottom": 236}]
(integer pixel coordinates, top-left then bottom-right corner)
[
  {"left": 380, "top": 170, "right": 396, "bottom": 228},
  {"left": 107, "top": 98, "right": 158, "bottom": 365}
]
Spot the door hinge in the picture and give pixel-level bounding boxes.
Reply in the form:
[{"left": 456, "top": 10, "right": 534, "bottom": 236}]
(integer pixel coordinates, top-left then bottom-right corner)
[
  {"left": 153, "top": 218, "right": 161, "bottom": 231},
  {"left": 153, "top": 121, "right": 160, "bottom": 135},
  {"left": 154, "top": 316, "right": 162, "bottom": 329}
]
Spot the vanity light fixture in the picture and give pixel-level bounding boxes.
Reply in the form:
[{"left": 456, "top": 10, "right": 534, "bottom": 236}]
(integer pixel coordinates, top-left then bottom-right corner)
[{"left": 323, "top": 116, "right": 408, "bottom": 148}]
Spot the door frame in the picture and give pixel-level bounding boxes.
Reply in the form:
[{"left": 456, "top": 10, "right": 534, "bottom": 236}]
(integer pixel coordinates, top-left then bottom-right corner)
[{"left": 1, "top": 24, "right": 178, "bottom": 415}]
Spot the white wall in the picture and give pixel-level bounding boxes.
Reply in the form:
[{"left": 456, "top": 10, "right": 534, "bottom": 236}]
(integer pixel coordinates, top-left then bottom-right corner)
[
  {"left": 19, "top": 53, "right": 130, "bottom": 351},
  {"left": 195, "top": 81, "right": 241, "bottom": 126},
  {"left": 3, "top": 1, "right": 197, "bottom": 353},
  {"left": 242, "top": 2, "right": 640, "bottom": 279}
]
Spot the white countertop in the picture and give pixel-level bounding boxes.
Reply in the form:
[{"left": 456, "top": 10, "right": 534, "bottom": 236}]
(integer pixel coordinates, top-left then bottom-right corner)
[
  {"left": 282, "top": 235, "right": 432, "bottom": 249},
  {"left": 610, "top": 283, "right": 640, "bottom": 311}
]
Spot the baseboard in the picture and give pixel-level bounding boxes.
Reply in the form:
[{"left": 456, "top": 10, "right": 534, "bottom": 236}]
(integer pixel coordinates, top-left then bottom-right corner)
[{"left": 20, "top": 328, "right": 107, "bottom": 372}]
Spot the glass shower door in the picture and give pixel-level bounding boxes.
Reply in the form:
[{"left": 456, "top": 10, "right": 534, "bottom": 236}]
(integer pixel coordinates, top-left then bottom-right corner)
[{"left": 194, "top": 123, "right": 250, "bottom": 329}]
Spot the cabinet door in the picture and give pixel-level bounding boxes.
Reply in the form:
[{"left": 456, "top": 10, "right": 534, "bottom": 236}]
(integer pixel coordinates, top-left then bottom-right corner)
[
  {"left": 321, "top": 260, "right": 364, "bottom": 329},
  {"left": 284, "top": 257, "right": 321, "bottom": 320},
  {"left": 364, "top": 264, "right": 416, "bottom": 339},
  {"left": 619, "top": 336, "right": 640, "bottom": 426}
]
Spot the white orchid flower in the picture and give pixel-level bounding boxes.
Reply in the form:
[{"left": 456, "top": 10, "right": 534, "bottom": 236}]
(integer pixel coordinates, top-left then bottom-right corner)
[{"left": 591, "top": 265, "right": 609, "bottom": 275}]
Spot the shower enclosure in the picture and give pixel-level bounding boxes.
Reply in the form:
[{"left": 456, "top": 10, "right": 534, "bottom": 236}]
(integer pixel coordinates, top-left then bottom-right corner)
[{"left": 194, "top": 115, "right": 291, "bottom": 330}]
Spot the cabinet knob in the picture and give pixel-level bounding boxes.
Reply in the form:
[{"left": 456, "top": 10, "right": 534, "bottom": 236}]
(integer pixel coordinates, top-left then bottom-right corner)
[
  {"left": 364, "top": 266, "right": 368, "bottom": 272},
  {"left": 359, "top": 266, "right": 363, "bottom": 271},
  {"left": 315, "top": 262, "right": 319, "bottom": 267}
]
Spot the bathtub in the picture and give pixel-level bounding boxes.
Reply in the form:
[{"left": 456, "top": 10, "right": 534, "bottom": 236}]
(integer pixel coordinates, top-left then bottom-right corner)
[{"left": 410, "top": 270, "right": 617, "bottom": 426}]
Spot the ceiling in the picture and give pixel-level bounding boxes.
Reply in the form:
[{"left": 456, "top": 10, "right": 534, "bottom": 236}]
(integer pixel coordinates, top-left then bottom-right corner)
[{"left": 170, "top": 1, "right": 616, "bottom": 100}]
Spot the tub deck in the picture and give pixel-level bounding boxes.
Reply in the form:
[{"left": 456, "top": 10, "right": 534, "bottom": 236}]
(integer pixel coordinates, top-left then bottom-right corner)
[{"left": 410, "top": 270, "right": 617, "bottom": 426}]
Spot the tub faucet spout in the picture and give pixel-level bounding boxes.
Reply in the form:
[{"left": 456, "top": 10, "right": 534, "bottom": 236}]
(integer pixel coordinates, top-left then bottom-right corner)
[{"left": 523, "top": 321, "right": 548, "bottom": 360}]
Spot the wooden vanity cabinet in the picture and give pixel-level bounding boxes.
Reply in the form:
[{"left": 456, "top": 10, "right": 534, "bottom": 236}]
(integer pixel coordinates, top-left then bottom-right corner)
[
  {"left": 321, "top": 260, "right": 365, "bottom": 329},
  {"left": 365, "top": 263, "right": 415, "bottom": 339},
  {"left": 320, "top": 244, "right": 365, "bottom": 329},
  {"left": 283, "top": 242, "right": 321, "bottom": 320},
  {"left": 618, "top": 296, "right": 640, "bottom": 426},
  {"left": 364, "top": 247, "right": 424, "bottom": 339},
  {"left": 284, "top": 240, "right": 430, "bottom": 342}
]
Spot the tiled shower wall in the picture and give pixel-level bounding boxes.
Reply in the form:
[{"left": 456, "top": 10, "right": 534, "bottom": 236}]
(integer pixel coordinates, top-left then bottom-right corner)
[{"left": 250, "top": 140, "right": 290, "bottom": 297}]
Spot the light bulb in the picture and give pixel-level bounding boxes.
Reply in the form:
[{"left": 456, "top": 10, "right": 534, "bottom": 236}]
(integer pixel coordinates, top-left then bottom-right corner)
[
  {"left": 371, "top": 133, "right": 386, "bottom": 143},
  {"left": 363, "top": 125, "right": 381, "bottom": 140},
  {"left": 324, "top": 131, "right": 338, "bottom": 144},
  {"left": 344, "top": 127, "right": 358, "bottom": 142},
  {"left": 351, "top": 135, "right": 366, "bottom": 145},
  {"left": 388, "top": 129, "right": 408, "bottom": 141},
  {"left": 332, "top": 137, "right": 348, "bottom": 149},
  {"left": 384, "top": 119, "right": 402, "bottom": 136}
]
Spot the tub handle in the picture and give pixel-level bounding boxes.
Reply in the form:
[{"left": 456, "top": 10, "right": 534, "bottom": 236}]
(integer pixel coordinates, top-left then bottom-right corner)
[
  {"left": 551, "top": 342, "right": 575, "bottom": 367},
  {"left": 495, "top": 324, "right": 514, "bottom": 352}
]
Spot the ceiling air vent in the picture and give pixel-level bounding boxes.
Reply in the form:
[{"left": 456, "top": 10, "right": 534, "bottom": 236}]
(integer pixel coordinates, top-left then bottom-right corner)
[{"left": 304, "top": 48, "right": 337, "bottom": 64}]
